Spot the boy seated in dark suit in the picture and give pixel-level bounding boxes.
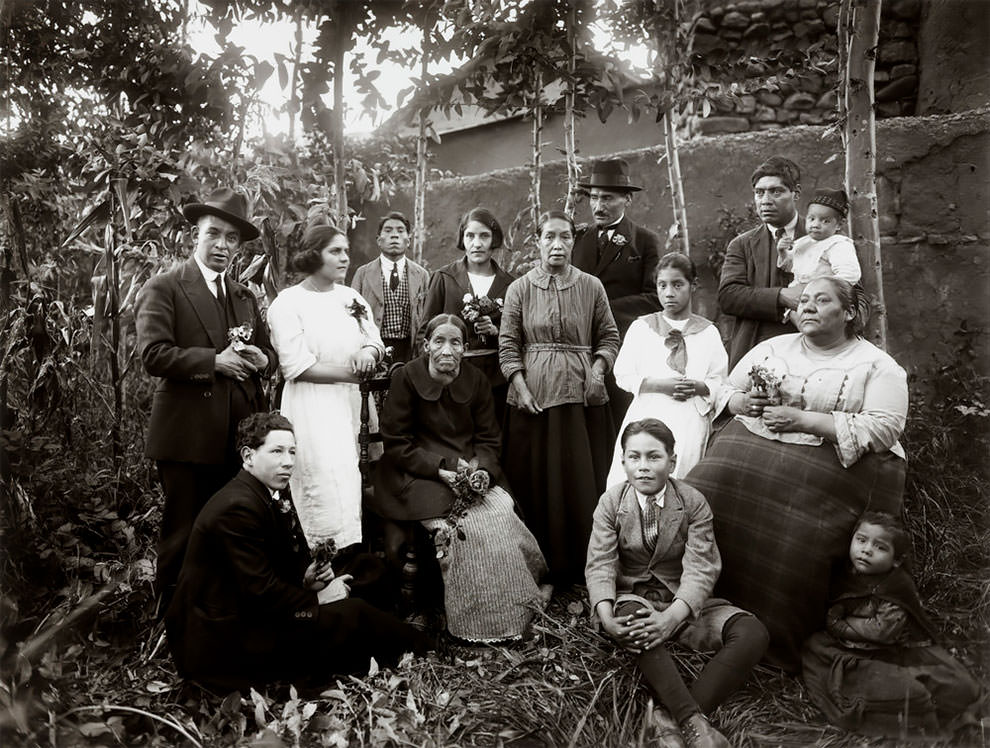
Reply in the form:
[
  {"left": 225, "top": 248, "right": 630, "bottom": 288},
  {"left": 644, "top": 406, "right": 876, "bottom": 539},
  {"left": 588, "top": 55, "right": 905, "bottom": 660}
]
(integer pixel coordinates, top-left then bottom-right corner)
[
  {"left": 164, "top": 412, "right": 432, "bottom": 692},
  {"left": 586, "top": 418, "right": 768, "bottom": 748}
]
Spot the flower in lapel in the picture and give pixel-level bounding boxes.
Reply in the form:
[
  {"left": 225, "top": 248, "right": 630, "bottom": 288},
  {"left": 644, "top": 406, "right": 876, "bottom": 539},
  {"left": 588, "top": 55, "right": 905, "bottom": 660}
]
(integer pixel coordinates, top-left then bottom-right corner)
[
  {"left": 611, "top": 233, "right": 628, "bottom": 247},
  {"left": 346, "top": 298, "right": 369, "bottom": 334}
]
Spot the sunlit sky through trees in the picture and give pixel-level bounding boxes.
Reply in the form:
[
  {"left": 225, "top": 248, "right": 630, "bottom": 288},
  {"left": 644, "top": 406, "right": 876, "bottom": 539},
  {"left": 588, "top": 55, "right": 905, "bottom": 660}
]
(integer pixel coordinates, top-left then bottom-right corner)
[{"left": 186, "top": 2, "right": 653, "bottom": 138}]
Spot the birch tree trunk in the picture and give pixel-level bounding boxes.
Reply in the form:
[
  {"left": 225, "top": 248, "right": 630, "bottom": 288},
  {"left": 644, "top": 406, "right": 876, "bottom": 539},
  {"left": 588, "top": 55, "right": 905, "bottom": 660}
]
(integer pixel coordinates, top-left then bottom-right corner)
[
  {"left": 331, "top": 3, "right": 348, "bottom": 227},
  {"left": 662, "top": 109, "right": 689, "bottom": 253},
  {"left": 563, "top": 4, "right": 579, "bottom": 218},
  {"left": 842, "top": 0, "right": 886, "bottom": 349},
  {"left": 288, "top": 11, "right": 303, "bottom": 143},
  {"left": 413, "top": 29, "right": 429, "bottom": 264},
  {"left": 530, "top": 71, "right": 544, "bottom": 235}
]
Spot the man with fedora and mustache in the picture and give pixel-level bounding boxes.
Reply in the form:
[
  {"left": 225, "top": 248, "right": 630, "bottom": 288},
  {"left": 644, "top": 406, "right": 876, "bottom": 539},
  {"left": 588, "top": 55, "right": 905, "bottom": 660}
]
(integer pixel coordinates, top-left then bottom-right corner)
[
  {"left": 574, "top": 158, "right": 661, "bottom": 423},
  {"left": 136, "top": 186, "right": 276, "bottom": 607}
]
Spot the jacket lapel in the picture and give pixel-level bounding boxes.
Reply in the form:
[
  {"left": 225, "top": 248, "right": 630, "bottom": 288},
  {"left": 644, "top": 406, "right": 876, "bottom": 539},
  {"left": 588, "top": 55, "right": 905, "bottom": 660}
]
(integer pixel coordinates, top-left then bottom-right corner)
[
  {"left": 365, "top": 260, "right": 385, "bottom": 310},
  {"left": 754, "top": 225, "right": 773, "bottom": 288},
  {"left": 449, "top": 258, "right": 471, "bottom": 296},
  {"left": 593, "top": 215, "right": 631, "bottom": 276},
  {"left": 226, "top": 278, "right": 253, "bottom": 328},
  {"left": 179, "top": 258, "right": 226, "bottom": 350},
  {"left": 452, "top": 258, "right": 513, "bottom": 302},
  {"left": 572, "top": 225, "right": 598, "bottom": 274},
  {"left": 407, "top": 259, "right": 426, "bottom": 299},
  {"left": 490, "top": 261, "right": 514, "bottom": 301},
  {"left": 650, "top": 480, "right": 684, "bottom": 565}
]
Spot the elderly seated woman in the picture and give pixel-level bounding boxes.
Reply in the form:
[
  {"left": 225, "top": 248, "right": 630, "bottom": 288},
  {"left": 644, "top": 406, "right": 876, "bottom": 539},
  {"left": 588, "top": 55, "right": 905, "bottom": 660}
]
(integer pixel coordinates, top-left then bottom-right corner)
[
  {"left": 370, "top": 314, "right": 549, "bottom": 643},
  {"left": 686, "top": 277, "right": 909, "bottom": 672}
]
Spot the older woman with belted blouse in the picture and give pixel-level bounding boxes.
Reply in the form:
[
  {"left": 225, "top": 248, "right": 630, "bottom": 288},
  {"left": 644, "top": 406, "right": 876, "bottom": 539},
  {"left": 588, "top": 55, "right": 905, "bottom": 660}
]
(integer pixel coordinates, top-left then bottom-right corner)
[{"left": 499, "top": 210, "right": 621, "bottom": 584}]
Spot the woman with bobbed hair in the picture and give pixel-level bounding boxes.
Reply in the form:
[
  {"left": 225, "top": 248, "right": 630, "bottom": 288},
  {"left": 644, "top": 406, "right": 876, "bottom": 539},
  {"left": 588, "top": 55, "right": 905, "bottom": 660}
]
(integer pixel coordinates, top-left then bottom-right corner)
[
  {"left": 421, "top": 207, "right": 516, "bottom": 419},
  {"left": 686, "top": 276, "right": 910, "bottom": 672},
  {"left": 267, "top": 222, "right": 385, "bottom": 556}
]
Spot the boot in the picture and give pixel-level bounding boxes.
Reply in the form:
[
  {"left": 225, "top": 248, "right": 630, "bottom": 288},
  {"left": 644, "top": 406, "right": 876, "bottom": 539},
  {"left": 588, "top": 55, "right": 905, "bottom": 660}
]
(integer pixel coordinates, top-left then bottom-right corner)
[
  {"left": 650, "top": 707, "right": 687, "bottom": 748},
  {"left": 680, "top": 713, "right": 730, "bottom": 748}
]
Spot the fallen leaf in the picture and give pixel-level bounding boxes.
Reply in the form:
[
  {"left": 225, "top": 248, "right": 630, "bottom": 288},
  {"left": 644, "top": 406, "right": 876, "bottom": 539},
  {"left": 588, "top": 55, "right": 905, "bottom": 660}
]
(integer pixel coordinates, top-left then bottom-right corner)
[
  {"left": 244, "top": 727, "right": 287, "bottom": 747},
  {"left": 145, "top": 680, "right": 171, "bottom": 693},
  {"left": 78, "top": 722, "right": 112, "bottom": 737}
]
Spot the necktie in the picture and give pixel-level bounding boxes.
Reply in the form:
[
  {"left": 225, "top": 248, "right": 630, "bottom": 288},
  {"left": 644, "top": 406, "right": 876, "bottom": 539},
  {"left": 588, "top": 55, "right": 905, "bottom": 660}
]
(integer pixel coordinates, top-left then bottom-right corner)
[
  {"left": 214, "top": 275, "right": 226, "bottom": 308},
  {"left": 389, "top": 263, "right": 400, "bottom": 292},
  {"left": 596, "top": 230, "right": 610, "bottom": 260},
  {"left": 642, "top": 498, "right": 659, "bottom": 551},
  {"left": 664, "top": 329, "right": 687, "bottom": 375}
]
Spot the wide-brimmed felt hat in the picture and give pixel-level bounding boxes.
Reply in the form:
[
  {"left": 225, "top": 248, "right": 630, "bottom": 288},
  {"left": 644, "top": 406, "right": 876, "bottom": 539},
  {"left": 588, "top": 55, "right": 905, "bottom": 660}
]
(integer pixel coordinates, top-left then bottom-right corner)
[
  {"left": 578, "top": 158, "right": 642, "bottom": 192},
  {"left": 809, "top": 188, "right": 848, "bottom": 219},
  {"left": 182, "top": 187, "right": 260, "bottom": 241}
]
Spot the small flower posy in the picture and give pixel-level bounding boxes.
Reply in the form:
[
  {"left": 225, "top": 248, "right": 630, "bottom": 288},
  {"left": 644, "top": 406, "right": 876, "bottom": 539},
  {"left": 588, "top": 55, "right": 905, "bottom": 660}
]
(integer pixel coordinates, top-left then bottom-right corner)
[
  {"left": 227, "top": 323, "right": 253, "bottom": 353},
  {"left": 460, "top": 294, "right": 504, "bottom": 344},
  {"left": 434, "top": 458, "right": 490, "bottom": 559},
  {"left": 749, "top": 363, "right": 783, "bottom": 405},
  {"left": 611, "top": 233, "right": 627, "bottom": 247},
  {"left": 310, "top": 537, "right": 338, "bottom": 569},
  {"left": 346, "top": 298, "right": 369, "bottom": 334}
]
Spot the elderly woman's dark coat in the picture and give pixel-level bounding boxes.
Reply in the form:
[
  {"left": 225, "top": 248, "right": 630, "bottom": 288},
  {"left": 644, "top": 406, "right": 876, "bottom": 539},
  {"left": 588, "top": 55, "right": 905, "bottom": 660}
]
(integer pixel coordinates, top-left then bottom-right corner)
[{"left": 370, "top": 355, "right": 502, "bottom": 521}]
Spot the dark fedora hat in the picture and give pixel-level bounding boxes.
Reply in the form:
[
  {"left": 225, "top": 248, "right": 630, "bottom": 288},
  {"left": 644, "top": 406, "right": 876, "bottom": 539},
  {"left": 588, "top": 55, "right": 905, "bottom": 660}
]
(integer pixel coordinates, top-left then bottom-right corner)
[
  {"left": 578, "top": 158, "right": 642, "bottom": 192},
  {"left": 182, "top": 187, "right": 260, "bottom": 241}
]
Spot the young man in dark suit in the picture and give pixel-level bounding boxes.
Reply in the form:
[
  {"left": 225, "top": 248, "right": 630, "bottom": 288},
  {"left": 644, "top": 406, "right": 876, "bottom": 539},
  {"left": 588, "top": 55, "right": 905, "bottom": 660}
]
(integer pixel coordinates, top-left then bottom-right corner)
[
  {"left": 717, "top": 156, "right": 806, "bottom": 369},
  {"left": 164, "top": 412, "right": 432, "bottom": 692},
  {"left": 135, "top": 187, "right": 276, "bottom": 606},
  {"left": 573, "top": 158, "right": 662, "bottom": 424}
]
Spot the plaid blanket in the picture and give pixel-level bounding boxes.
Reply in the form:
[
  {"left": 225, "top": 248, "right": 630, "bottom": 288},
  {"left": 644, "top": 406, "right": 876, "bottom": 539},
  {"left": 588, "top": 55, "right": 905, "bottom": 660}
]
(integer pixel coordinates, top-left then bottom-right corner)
[{"left": 685, "top": 420, "right": 905, "bottom": 672}]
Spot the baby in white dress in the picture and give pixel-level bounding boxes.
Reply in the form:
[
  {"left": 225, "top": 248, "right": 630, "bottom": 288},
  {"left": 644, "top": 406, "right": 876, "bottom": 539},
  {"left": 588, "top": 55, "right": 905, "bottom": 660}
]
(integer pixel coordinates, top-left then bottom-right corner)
[{"left": 783, "top": 188, "right": 861, "bottom": 288}]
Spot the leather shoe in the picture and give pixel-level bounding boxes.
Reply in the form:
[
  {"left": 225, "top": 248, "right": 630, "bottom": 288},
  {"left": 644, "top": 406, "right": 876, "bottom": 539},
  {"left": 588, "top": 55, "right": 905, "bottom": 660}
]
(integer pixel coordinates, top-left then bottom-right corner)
[
  {"left": 680, "top": 713, "right": 729, "bottom": 748},
  {"left": 650, "top": 707, "right": 686, "bottom": 748}
]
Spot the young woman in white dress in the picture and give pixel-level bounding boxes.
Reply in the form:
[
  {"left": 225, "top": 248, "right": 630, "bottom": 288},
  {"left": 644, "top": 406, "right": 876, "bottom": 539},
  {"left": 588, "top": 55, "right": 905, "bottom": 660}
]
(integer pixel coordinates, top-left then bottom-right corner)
[
  {"left": 605, "top": 253, "right": 728, "bottom": 486},
  {"left": 267, "top": 224, "right": 385, "bottom": 552}
]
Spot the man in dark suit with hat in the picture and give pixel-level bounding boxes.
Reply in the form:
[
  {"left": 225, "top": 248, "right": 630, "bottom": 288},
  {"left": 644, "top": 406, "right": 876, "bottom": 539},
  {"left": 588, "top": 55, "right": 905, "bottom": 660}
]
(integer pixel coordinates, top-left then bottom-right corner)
[
  {"left": 135, "top": 187, "right": 277, "bottom": 606},
  {"left": 573, "top": 158, "right": 662, "bottom": 423},
  {"left": 717, "top": 156, "right": 806, "bottom": 369}
]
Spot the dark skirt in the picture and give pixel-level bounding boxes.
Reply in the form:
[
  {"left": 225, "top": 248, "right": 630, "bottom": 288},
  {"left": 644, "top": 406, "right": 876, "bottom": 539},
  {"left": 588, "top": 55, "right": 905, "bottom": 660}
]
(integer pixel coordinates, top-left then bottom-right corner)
[
  {"left": 685, "top": 419, "right": 906, "bottom": 672},
  {"left": 502, "top": 402, "right": 615, "bottom": 584},
  {"left": 464, "top": 352, "right": 508, "bottom": 424}
]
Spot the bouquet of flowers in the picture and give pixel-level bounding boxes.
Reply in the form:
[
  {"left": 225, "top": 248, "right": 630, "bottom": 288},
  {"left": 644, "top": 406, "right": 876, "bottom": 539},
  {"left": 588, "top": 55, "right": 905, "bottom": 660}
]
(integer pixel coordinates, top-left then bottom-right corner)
[
  {"left": 748, "top": 363, "right": 783, "bottom": 405},
  {"left": 433, "top": 457, "right": 490, "bottom": 559},
  {"left": 227, "top": 323, "right": 253, "bottom": 353},
  {"left": 346, "top": 298, "right": 369, "bottom": 334},
  {"left": 311, "top": 537, "right": 338, "bottom": 569},
  {"left": 460, "top": 293, "right": 503, "bottom": 345}
]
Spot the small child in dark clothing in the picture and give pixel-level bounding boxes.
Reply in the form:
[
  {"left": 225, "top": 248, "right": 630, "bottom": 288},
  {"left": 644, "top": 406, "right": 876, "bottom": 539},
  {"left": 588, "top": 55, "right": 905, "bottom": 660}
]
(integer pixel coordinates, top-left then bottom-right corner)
[
  {"left": 586, "top": 419, "right": 769, "bottom": 748},
  {"left": 802, "top": 511, "right": 985, "bottom": 737}
]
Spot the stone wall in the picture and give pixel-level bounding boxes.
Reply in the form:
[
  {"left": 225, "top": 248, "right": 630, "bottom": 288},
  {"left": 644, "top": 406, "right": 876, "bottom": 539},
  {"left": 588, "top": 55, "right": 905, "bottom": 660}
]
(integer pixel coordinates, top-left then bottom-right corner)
[
  {"left": 352, "top": 108, "right": 990, "bottom": 377},
  {"left": 916, "top": 0, "right": 990, "bottom": 115},
  {"left": 689, "top": 0, "right": 922, "bottom": 137}
]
